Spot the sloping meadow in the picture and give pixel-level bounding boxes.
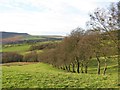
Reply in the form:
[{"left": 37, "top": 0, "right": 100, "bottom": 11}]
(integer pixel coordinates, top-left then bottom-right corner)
[{"left": 2, "top": 62, "right": 118, "bottom": 88}]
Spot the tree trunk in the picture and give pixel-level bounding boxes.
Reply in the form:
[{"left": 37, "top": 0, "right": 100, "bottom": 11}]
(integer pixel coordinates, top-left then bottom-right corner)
[
  {"left": 63, "top": 66, "right": 65, "bottom": 70},
  {"left": 54, "top": 65, "right": 57, "bottom": 67},
  {"left": 81, "top": 63, "right": 84, "bottom": 73},
  {"left": 72, "top": 63, "right": 75, "bottom": 73},
  {"left": 77, "top": 61, "right": 80, "bottom": 73},
  {"left": 68, "top": 65, "right": 71, "bottom": 72},
  {"left": 85, "top": 65, "right": 88, "bottom": 73},
  {"left": 65, "top": 65, "right": 69, "bottom": 72},
  {"left": 96, "top": 55, "right": 100, "bottom": 75},
  {"left": 103, "top": 59, "right": 107, "bottom": 75}
]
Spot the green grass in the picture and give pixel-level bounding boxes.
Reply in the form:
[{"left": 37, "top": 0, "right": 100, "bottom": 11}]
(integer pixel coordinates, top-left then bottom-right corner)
[
  {"left": 22, "top": 50, "right": 43, "bottom": 55},
  {"left": 1, "top": 40, "right": 61, "bottom": 55},
  {"left": 0, "top": 66, "right": 2, "bottom": 90},
  {"left": 88, "top": 56, "right": 118, "bottom": 68},
  {"left": 2, "top": 62, "right": 118, "bottom": 88},
  {"left": 2, "top": 44, "right": 30, "bottom": 54},
  {"left": 1, "top": 42, "right": 118, "bottom": 88},
  {"left": 1, "top": 41, "right": 60, "bottom": 54}
]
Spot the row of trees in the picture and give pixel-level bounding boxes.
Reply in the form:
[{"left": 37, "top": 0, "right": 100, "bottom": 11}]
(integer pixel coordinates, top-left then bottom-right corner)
[
  {"left": 38, "top": 2, "right": 119, "bottom": 75},
  {"left": 2, "top": 52, "right": 23, "bottom": 63},
  {"left": 2, "top": 2, "right": 119, "bottom": 75},
  {"left": 38, "top": 28, "right": 117, "bottom": 75},
  {"left": 2, "top": 51, "right": 39, "bottom": 63},
  {"left": 2, "top": 42, "right": 59, "bottom": 63},
  {"left": 29, "top": 42, "right": 58, "bottom": 51}
]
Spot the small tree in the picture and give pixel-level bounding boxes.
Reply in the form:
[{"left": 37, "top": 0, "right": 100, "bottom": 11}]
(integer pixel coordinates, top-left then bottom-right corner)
[
  {"left": 23, "top": 51, "right": 38, "bottom": 62},
  {"left": 87, "top": 2, "right": 119, "bottom": 52},
  {"left": 2, "top": 52, "right": 23, "bottom": 63}
]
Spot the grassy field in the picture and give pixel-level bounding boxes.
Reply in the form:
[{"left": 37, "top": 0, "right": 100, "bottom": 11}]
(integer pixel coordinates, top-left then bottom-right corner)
[
  {"left": 2, "top": 44, "right": 30, "bottom": 54},
  {"left": 2, "top": 61, "right": 118, "bottom": 88},
  {"left": 1, "top": 41, "right": 60, "bottom": 54},
  {"left": 1, "top": 41, "right": 119, "bottom": 88}
]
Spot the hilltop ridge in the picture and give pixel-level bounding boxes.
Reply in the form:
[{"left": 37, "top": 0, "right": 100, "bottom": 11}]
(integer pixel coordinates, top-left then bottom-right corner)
[{"left": 0, "top": 31, "right": 29, "bottom": 39}]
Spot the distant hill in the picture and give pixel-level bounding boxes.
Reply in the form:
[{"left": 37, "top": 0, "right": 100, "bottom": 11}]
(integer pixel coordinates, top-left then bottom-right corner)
[
  {"left": 0, "top": 31, "right": 29, "bottom": 39},
  {"left": 0, "top": 31, "right": 64, "bottom": 44}
]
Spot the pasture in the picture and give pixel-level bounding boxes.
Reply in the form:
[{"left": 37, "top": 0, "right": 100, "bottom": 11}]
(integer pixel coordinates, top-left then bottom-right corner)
[
  {"left": 1, "top": 41, "right": 119, "bottom": 88},
  {"left": 1, "top": 40, "right": 59, "bottom": 53},
  {"left": 1, "top": 36, "right": 119, "bottom": 89},
  {"left": 2, "top": 44, "right": 30, "bottom": 54},
  {"left": 2, "top": 59, "right": 118, "bottom": 88}
]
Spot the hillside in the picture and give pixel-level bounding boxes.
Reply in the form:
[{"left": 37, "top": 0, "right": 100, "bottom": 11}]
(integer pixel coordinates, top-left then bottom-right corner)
[
  {"left": 1, "top": 32, "right": 63, "bottom": 44},
  {"left": 0, "top": 32, "right": 29, "bottom": 44},
  {"left": 0, "top": 32, "right": 29, "bottom": 39},
  {"left": 2, "top": 61, "right": 118, "bottom": 88}
]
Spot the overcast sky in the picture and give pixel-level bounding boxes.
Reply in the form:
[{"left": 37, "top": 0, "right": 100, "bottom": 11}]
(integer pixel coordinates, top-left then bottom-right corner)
[{"left": 0, "top": 0, "right": 119, "bottom": 35}]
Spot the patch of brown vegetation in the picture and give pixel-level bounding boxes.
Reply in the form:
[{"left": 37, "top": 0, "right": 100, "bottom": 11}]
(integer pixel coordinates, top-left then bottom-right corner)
[{"left": 1, "top": 35, "right": 23, "bottom": 43}]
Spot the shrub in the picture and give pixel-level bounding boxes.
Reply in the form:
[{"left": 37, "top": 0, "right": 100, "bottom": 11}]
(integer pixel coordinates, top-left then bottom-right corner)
[
  {"left": 2, "top": 52, "right": 23, "bottom": 63},
  {"left": 29, "top": 42, "right": 58, "bottom": 51},
  {"left": 23, "top": 51, "right": 38, "bottom": 62}
]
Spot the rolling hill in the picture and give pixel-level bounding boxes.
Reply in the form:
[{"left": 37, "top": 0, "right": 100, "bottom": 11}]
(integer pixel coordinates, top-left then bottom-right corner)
[
  {"left": 2, "top": 61, "right": 118, "bottom": 88},
  {"left": 0, "top": 32, "right": 29, "bottom": 44},
  {"left": 0, "top": 31, "right": 64, "bottom": 44},
  {"left": 0, "top": 31, "right": 29, "bottom": 39}
]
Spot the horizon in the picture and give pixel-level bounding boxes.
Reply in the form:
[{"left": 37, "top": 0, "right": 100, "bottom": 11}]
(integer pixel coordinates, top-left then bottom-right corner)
[
  {"left": 0, "top": 0, "right": 119, "bottom": 35},
  {"left": 1, "top": 31, "right": 66, "bottom": 36}
]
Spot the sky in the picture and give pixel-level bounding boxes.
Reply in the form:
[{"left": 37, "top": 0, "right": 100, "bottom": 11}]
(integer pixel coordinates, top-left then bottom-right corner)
[{"left": 0, "top": 0, "right": 119, "bottom": 35}]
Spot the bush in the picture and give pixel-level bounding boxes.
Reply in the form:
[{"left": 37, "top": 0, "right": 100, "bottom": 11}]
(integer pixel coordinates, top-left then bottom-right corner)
[
  {"left": 29, "top": 42, "right": 58, "bottom": 51},
  {"left": 2, "top": 52, "right": 23, "bottom": 63},
  {"left": 23, "top": 51, "right": 38, "bottom": 62}
]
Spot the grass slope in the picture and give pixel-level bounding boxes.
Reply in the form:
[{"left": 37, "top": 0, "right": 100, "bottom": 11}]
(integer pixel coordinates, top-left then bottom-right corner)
[
  {"left": 1, "top": 41, "right": 59, "bottom": 54},
  {"left": 2, "top": 44, "right": 30, "bottom": 54},
  {"left": 2, "top": 62, "right": 118, "bottom": 88}
]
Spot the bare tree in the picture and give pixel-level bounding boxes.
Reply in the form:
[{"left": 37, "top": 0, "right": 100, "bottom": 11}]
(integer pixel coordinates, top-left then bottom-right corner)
[
  {"left": 85, "top": 31, "right": 102, "bottom": 75},
  {"left": 86, "top": 3, "right": 118, "bottom": 45}
]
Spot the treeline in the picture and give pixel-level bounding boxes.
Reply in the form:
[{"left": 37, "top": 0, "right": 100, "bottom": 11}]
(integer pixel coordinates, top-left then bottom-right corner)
[
  {"left": 3, "top": 37, "right": 62, "bottom": 44},
  {"left": 2, "top": 51, "right": 39, "bottom": 63},
  {"left": 2, "top": 52, "right": 23, "bottom": 63},
  {"left": 29, "top": 42, "right": 58, "bottom": 51},
  {"left": 39, "top": 1, "right": 119, "bottom": 75},
  {"left": 38, "top": 28, "right": 117, "bottom": 75},
  {"left": 2, "top": 42, "right": 58, "bottom": 63},
  {"left": 2, "top": 28, "right": 117, "bottom": 75}
]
